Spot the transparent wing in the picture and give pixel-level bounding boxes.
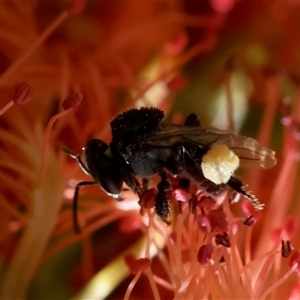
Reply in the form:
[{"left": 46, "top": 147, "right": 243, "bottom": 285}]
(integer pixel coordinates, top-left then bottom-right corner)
[{"left": 143, "top": 124, "right": 277, "bottom": 169}]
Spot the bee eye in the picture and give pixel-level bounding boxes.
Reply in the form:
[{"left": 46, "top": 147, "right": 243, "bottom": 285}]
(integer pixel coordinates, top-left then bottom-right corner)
[
  {"left": 201, "top": 144, "right": 240, "bottom": 184},
  {"left": 84, "top": 139, "right": 123, "bottom": 196}
]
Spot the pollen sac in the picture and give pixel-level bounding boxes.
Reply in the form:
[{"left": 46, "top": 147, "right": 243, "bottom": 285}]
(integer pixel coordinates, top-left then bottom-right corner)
[
  {"left": 197, "top": 215, "right": 212, "bottom": 233},
  {"left": 62, "top": 93, "right": 83, "bottom": 110},
  {"left": 215, "top": 232, "right": 231, "bottom": 248},
  {"left": 243, "top": 215, "right": 256, "bottom": 226},
  {"left": 281, "top": 240, "right": 292, "bottom": 258},
  {"left": 13, "top": 82, "right": 33, "bottom": 104},
  {"left": 197, "top": 243, "right": 213, "bottom": 265},
  {"left": 201, "top": 144, "right": 240, "bottom": 184},
  {"left": 124, "top": 254, "right": 152, "bottom": 274}
]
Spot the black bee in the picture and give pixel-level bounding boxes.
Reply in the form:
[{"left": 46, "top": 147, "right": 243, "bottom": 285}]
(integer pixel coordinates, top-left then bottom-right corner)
[{"left": 66, "top": 107, "right": 276, "bottom": 233}]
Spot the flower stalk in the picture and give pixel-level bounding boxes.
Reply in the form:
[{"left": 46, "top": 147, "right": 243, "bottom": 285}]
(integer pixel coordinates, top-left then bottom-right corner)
[{"left": 0, "top": 141, "right": 64, "bottom": 299}]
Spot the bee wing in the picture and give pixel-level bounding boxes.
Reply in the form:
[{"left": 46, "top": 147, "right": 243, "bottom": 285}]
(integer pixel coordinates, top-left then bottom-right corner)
[{"left": 144, "top": 124, "right": 277, "bottom": 169}]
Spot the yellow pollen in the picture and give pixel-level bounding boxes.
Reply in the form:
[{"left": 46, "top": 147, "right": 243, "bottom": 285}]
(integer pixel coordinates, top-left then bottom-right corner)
[{"left": 201, "top": 144, "right": 240, "bottom": 184}]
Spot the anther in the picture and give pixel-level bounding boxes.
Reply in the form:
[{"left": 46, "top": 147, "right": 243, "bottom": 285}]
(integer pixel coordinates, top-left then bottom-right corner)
[
  {"left": 281, "top": 240, "right": 292, "bottom": 258},
  {"left": 197, "top": 244, "right": 213, "bottom": 265},
  {"left": 215, "top": 232, "right": 231, "bottom": 248},
  {"left": 244, "top": 215, "right": 256, "bottom": 226},
  {"left": 0, "top": 82, "right": 33, "bottom": 116}
]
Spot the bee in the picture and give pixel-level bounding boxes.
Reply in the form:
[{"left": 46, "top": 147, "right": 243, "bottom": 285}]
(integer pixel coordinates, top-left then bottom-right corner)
[{"left": 66, "top": 107, "right": 276, "bottom": 233}]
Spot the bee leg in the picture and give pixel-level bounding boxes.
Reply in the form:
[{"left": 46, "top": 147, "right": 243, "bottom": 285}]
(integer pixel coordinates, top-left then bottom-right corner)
[
  {"left": 171, "top": 113, "right": 201, "bottom": 192},
  {"left": 147, "top": 112, "right": 202, "bottom": 174},
  {"left": 142, "top": 178, "right": 149, "bottom": 191},
  {"left": 164, "top": 143, "right": 183, "bottom": 174},
  {"left": 124, "top": 174, "right": 142, "bottom": 197},
  {"left": 181, "top": 113, "right": 207, "bottom": 183},
  {"left": 63, "top": 148, "right": 95, "bottom": 234},
  {"left": 184, "top": 113, "right": 200, "bottom": 126},
  {"left": 178, "top": 178, "right": 190, "bottom": 189},
  {"left": 155, "top": 170, "right": 171, "bottom": 223},
  {"left": 227, "top": 177, "right": 264, "bottom": 211},
  {"left": 117, "top": 159, "right": 142, "bottom": 197},
  {"left": 73, "top": 181, "right": 96, "bottom": 234},
  {"left": 160, "top": 113, "right": 201, "bottom": 217},
  {"left": 177, "top": 113, "right": 201, "bottom": 189}
]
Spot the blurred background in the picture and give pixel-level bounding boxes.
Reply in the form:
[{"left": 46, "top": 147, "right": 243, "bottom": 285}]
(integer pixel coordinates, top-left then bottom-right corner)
[{"left": 1, "top": 0, "right": 300, "bottom": 299}]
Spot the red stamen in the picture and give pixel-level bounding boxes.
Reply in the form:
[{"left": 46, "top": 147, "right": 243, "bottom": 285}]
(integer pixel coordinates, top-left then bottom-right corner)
[
  {"left": 243, "top": 215, "right": 256, "bottom": 226},
  {"left": 0, "top": 83, "right": 33, "bottom": 116},
  {"left": 231, "top": 222, "right": 238, "bottom": 235},
  {"left": 270, "top": 228, "right": 282, "bottom": 244},
  {"left": 167, "top": 75, "right": 187, "bottom": 92},
  {"left": 197, "top": 243, "right": 213, "bottom": 265},
  {"left": 13, "top": 82, "right": 33, "bottom": 105},
  {"left": 210, "top": 0, "right": 236, "bottom": 13},
  {"left": 215, "top": 233, "right": 231, "bottom": 248},
  {"left": 38, "top": 93, "right": 83, "bottom": 184},
  {"left": 163, "top": 28, "right": 188, "bottom": 55},
  {"left": 125, "top": 254, "right": 152, "bottom": 274},
  {"left": 188, "top": 194, "right": 197, "bottom": 213},
  {"left": 289, "top": 282, "right": 300, "bottom": 300},
  {"left": 290, "top": 120, "right": 300, "bottom": 141},
  {"left": 208, "top": 208, "right": 228, "bottom": 232},
  {"left": 62, "top": 93, "right": 83, "bottom": 110},
  {"left": 282, "top": 216, "right": 298, "bottom": 240},
  {"left": 68, "top": 0, "right": 86, "bottom": 15},
  {"left": 197, "top": 214, "right": 212, "bottom": 233},
  {"left": 197, "top": 195, "right": 217, "bottom": 211},
  {"left": 289, "top": 251, "right": 300, "bottom": 273},
  {"left": 169, "top": 232, "right": 189, "bottom": 250},
  {"left": 280, "top": 97, "right": 292, "bottom": 125},
  {"left": 174, "top": 188, "right": 191, "bottom": 202},
  {"left": 119, "top": 216, "right": 141, "bottom": 233},
  {"left": 281, "top": 240, "right": 292, "bottom": 258},
  {"left": 140, "top": 188, "right": 157, "bottom": 209},
  {"left": 241, "top": 200, "right": 261, "bottom": 220},
  {"left": 0, "top": 101, "right": 14, "bottom": 116}
]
